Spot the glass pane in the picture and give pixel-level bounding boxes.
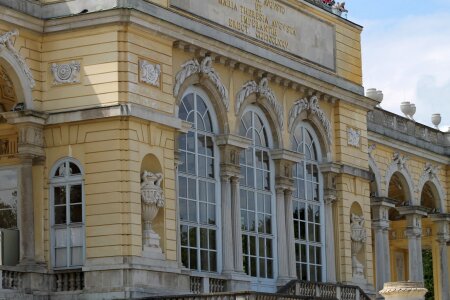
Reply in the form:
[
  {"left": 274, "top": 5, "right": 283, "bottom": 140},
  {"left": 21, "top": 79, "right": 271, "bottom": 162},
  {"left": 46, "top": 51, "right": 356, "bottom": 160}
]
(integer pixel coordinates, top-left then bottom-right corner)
[
  {"left": 179, "top": 198, "right": 187, "bottom": 220},
  {"left": 71, "top": 227, "right": 83, "bottom": 247},
  {"left": 199, "top": 181, "right": 206, "bottom": 202},
  {"left": 197, "top": 96, "right": 207, "bottom": 115},
  {"left": 207, "top": 158, "right": 214, "bottom": 178},
  {"left": 187, "top": 132, "right": 195, "bottom": 152},
  {"left": 54, "top": 162, "right": 66, "bottom": 177},
  {"left": 208, "top": 182, "right": 215, "bottom": 203},
  {"left": 209, "top": 230, "right": 216, "bottom": 250},
  {"left": 208, "top": 204, "right": 215, "bottom": 224},
  {"left": 178, "top": 133, "right": 187, "bottom": 150},
  {"left": 189, "top": 227, "right": 197, "bottom": 247},
  {"left": 55, "top": 228, "right": 67, "bottom": 248},
  {"left": 181, "top": 247, "right": 188, "bottom": 268},
  {"left": 55, "top": 248, "right": 67, "bottom": 268},
  {"left": 188, "top": 200, "right": 196, "bottom": 222},
  {"left": 179, "top": 176, "right": 187, "bottom": 198},
  {"left": 54, "top": 186, "right": 66, "bottom": 205},
  {"left": 54, "top": 206, "right": 67, "bottom": 225},
  {"left": 187, "top": 153, "right": 196, "bottom": 174},
  {"left": 210, "top": 251, "right": 217, "bottom": 272},
  {"left": 70, "top": 204, "right": 82, "bottom": 223},
  {"left": 0, "top": 209, "right": 16, "bottom": 229},
  {"left": 188, "top": 178, "right": 196, "bottom": 200},
  {"left": 199, "top": 202, "right": 207, "bottom": 224},
  {"left": 200, "top": 250, "right": 208, "bottom": 271},
  {"left": 198, "top": 156, "right": 206, "bottom": 177},
  {"left": 190, "top": 249, "right": 197, "bottom": 270},
  {"left": 180, "top": 225, "right": 188, "bottom": 246},
  {"left": 200, "top": 228, "right": 208, "bottom": 248},
  {"left": 71, "top": 246, "right": 83, "bottom": 266},
  {"left": 70, "top": 185, "right": 82, "bottom": 204},
  {"left": 69, "top": 163, "right": 81, "bottom": 175}
]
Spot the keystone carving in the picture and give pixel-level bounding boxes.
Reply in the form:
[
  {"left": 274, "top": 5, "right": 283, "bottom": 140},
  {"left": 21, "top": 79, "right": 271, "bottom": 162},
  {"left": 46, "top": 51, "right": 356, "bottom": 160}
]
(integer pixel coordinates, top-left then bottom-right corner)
[
  {"left": 174, "top": 56, "right": 229, "bottom": 110},
  {"left": 236, "top": 77, "right": 284, "bottom": 129},
  {"left": 288, "top": 95, "right": 331, "bottom": 142}
]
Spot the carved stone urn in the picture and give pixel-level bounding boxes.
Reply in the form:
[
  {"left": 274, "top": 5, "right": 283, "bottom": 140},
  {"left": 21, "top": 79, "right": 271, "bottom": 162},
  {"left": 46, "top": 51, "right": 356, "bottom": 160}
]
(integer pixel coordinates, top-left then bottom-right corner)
[
  {"left": 350, "top": 213, "right": 367, "bottom": 281},
  {"left": 141, "top": 171, "right": 165, "bottom": 257}
]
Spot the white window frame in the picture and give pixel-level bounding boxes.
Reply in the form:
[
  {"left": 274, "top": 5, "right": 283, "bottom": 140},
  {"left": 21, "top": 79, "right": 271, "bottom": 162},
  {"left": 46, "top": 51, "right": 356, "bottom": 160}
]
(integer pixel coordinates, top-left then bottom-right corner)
[
  {"left": 291, "top": 122, "right": 326, "bottom": 282},
  {"left": 239, "top": 106, "right": 277, "bottom": 289},
  {"left": 177, "top": 87, "right": 222, "bottom": 274},
  {"left": 49, "top": 157, "right": 85, "bottom": 270}
]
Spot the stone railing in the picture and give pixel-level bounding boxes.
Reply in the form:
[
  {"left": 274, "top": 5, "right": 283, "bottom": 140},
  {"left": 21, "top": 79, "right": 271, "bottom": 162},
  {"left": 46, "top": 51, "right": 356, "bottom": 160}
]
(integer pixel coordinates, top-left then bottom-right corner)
[
  {"left": 53, "top": 270, "right": 84, "bottom": 292},
  {"left": 1, "top": 270, "right": 22, "bottom": 290},
  {"left": 144, "top": 291, "right": 321, "bottom": 299},
  {"left": 190, "top": 276, "right": 226, "bottom": 294},
  {"left": 367, "top": 108, "right": 450, "bottom": 156},
  {"left": 0, "top": 135, "right": 18, "bottom": 157},
  {"left": 390, "top": 226, "right": 433, "bottom": 240},
  {"left": 278, "top": 280, "right": 372, "bottom": 300}
]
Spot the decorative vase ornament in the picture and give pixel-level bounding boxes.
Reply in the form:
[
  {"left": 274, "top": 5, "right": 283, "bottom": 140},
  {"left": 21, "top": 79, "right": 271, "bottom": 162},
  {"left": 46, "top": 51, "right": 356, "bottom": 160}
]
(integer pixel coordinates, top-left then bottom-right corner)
[{"left": 141, "top": 171, "right": 165, "bottom": 252}]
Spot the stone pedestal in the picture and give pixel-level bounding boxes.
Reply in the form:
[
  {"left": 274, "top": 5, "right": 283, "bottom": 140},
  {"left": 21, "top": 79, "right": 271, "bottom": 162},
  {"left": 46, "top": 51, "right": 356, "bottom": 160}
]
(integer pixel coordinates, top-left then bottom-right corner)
[{"left": 379, "top": 282, "right": 427, "bottom": 300}]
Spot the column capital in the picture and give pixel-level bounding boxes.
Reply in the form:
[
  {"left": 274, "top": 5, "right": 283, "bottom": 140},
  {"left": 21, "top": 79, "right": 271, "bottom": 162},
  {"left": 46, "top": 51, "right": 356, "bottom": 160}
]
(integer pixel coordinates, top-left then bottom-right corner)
[
  {"left": 430, "top": 213, "right": 450, "bottom": 243},
  {"left": 271, "top": 149, "right": 301, "bottom": 189},
  {"left": 370, "top": 197, "right": 397, "bottom": 208}
]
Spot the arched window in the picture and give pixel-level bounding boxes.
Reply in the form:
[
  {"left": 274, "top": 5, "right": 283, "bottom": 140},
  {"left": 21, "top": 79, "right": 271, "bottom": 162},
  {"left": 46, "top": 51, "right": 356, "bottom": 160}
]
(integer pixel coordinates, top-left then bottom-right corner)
[
  {"left": 291, "top": 124, "right": 324, "bottom": 282},
  {"left": 239, "top": 108, "right": 275, "bottom": 279},
  {"left": 177, "top": 88, "right": 219, "bottom": 272},
  {"left": 50, "top": 158, "right": 84, "bottom": 269}
]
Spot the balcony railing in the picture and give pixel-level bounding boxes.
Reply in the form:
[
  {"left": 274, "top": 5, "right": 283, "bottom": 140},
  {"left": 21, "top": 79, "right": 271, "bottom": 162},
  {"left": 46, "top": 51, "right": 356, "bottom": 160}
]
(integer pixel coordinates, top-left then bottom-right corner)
[
  {"left": 0, "top": 135, "right": 18, "bottom": 157},
  {"left": 144, "top": 291, "right": 323, "bottom": 300},
  {"left": 278, "top": 280, "right": 372, "bottom": 300},
  {"left": 1, "top": 270, "right": 21, "bottom": 290},
  {"left": 190, "top": 276, "right": 226, "bottom": 294}
]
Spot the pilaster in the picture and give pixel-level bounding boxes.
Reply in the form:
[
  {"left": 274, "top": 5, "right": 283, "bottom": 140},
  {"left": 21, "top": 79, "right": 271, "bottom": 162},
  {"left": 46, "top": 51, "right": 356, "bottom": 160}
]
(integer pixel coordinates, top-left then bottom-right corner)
[{"left": 430, "top": 214, "right": 450, "bottom": 300}]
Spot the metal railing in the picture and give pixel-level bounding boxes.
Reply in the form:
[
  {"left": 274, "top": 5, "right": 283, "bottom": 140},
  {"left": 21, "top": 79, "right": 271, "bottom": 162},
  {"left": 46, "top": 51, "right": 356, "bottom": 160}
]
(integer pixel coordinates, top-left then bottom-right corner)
[{"left": 278, "top": 280, "right": 372, "bottom": 300}]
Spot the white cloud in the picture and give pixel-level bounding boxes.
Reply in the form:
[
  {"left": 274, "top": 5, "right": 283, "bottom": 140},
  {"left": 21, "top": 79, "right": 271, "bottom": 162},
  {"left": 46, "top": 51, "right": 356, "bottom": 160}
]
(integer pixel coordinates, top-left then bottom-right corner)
[{"left": 360, "top": 12, "right": 450, "bottom": 130}]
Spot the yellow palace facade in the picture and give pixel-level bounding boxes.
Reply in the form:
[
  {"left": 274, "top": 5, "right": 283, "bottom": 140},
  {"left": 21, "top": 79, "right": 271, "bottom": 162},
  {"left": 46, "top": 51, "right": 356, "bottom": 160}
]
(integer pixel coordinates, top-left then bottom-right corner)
[{"left": 0, "top": 0, "right": 448, "bottom": 299}]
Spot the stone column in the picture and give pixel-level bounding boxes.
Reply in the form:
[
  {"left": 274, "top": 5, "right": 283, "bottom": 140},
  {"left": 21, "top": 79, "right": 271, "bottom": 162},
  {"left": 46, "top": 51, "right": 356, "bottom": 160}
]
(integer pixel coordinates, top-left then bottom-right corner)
[
  {"left": 230, "top": 176, "right": 243, "bottom": 272},
  {"left": 430, "top": 214, "right": 450, "bottom": 300},
  {"left": 371, "top": 197, "right": 396, "bottom": 299},
  {"left": 284, "top": 188, "right": 297, "bottom": 278},
  {"left": 18, "top": 155, "right": 35, "bottom": 265},
  {"left": 380, "top": 282, "right": 428, "bottom": 300},
  {"left": 220, "top": 173, "right": 234, "bottom": 273},
  {"left": 4, "top": 110, "right": 47, "bottom": 267},
  {"left": 397, "top": 206, "right": 428, "bottom": 282},
  {"left": 275, "top": 186, "right": 289, "bottom": 280},
  {"left": 272, "top": 149, "right": 303, "bottom": 283},
  {"left": 320, "top": 167, "right": 339, "bottom": 283}
]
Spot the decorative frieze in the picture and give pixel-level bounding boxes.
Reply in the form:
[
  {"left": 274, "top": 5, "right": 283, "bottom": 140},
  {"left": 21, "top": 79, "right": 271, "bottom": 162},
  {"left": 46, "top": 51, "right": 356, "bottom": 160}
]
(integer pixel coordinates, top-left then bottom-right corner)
[
  {"left": 235, "top": 77, "right": 284, "bottom": 129},
  {"left": 50, "top": 61, "right": 81, "bottom": 85},
  {"left": 347, "top": 127, "right": 361, "bottom": 147},
  {"left": 174, "top": 56, "right": 229, "bottom": 110},
  {"left": 139, "top": 59, "right": 161, "bottom": 87},
  {"left": 288, "top": 95, "right": 332, "bottom": 142}
]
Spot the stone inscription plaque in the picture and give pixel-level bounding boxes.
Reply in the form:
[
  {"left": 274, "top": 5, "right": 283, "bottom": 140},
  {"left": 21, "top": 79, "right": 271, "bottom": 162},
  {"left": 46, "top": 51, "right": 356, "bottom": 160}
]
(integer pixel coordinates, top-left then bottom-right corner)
[{"left": 170, "top": 0, "right": 336, "bottom": 70}]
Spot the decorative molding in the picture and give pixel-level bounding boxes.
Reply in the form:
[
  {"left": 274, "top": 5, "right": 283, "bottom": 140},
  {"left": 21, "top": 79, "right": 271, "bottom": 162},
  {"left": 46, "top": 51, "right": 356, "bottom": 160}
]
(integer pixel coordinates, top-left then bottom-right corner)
[
  {"left": 288, "top": 95, "right": 332, "bottom": 142},
  {"left": 0, "top": 29, "right": 35, "bottom": 89},
  {"left": 174, "top": 56, "right": 229, "bottom": 110},
  {"left": 393, "top": 152, "right": 409, "bottom": 170},
  {"left": 347, "top": 127, "right": 361, "bottom": 147},
  {"left": 235, "top": 77, "right": 284, "bottom": 130},
  {"left": 416, "top": 162, "right": 445, "bottom": 210},
  {"left": 384, "top": 152, "right": 415, "bottom": 201},
  {"left": 368, "top": 143, "right": 376, "bottom": 159},
  {"left": 50, "top": 61, "right": 81, "bottom": 85},
  {"left": 139, "top": 59, "right": 161, "bottom": 87}
]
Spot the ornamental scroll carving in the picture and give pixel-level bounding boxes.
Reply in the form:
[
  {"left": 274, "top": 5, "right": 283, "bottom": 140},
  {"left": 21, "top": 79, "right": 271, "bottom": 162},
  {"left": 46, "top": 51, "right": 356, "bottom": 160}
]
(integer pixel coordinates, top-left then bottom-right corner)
[
  {"left": 139, "top": 59, "right": 161, "bottom": 87},
  {"left": 347, "top": 127, "right": 361, "bottom": 147},
  {"left": 0, "top": 29, "right": 35, "bottom": 89},
  {"left": 51, "top": 61, "right": 81, "bottom": 85},
  {"left": 288, "top": 95, "right": 332, "bottom": 142},
  {"left": 350, "top": 213, "right": 367, "bottom": 280},
  {"left": 141, "top": 171, "right": 165, "bottom": 251},
  {"left": 174, "top": 56, "right": 229, "bottom": 110},
  {"left": 235, "top": 77, "right": 284, "bottom": 130}
]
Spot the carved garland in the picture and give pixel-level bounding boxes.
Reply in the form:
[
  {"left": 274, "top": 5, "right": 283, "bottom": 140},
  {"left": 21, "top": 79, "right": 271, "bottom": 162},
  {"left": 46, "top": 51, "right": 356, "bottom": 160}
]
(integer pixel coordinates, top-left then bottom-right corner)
[
  {"left": 288, "top": 95, "right": 332, "bottom": 142},
  {"left": 173, "top": 56, "right": 229, "bottom": 110},
  {"left": 0, "top": 29, "right": 35, "bottom": 89},
  {"left": 235, "top": 77, "right": 284, "bottom": 130}
]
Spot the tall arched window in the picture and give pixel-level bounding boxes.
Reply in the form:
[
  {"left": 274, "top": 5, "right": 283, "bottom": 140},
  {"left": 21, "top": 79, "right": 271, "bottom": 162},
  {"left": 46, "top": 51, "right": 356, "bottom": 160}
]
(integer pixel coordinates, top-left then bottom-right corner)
[
  {"left": 50, "top": 158, "right": 84, "bottom": 269},
  {"left": 291, "top": 124, "right": 324, "bottom": 282},
  {"left": 239, "top": 108, "right": 275, "bottom": 279},
  {"left": 177, "top": 88, "right": 219, "bottom": 272}
]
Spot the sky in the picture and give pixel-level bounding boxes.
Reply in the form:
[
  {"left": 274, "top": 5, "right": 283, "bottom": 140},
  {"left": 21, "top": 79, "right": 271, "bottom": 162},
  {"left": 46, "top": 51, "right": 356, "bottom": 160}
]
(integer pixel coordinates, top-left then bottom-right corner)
[{"left": 347, "top": 0, "right": 450, "bottom": 131}]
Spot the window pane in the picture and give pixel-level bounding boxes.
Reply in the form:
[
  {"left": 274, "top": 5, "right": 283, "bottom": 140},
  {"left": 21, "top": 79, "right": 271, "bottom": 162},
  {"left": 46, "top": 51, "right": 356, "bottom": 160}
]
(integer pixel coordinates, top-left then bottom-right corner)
[
  {"left": 70, "top": 204, "right": 82, "bottom": 223},
  {"left": 55, "top": 248, "right": 67, "bottom": 268},
  {"left": 54, "top": 206, "right": 66, "bottom": 225},
  {"left": 71, "top": 246, "right": 83, "bottom": 266},
  {"left": 54, "top": 163, "right": 66, "bottom": 177},
  {"left": 70, "top": 185, "right": 82, "bottom": 204},
  {"left": 71, "top": 227, "right": 83, "bottom": 247},
  {"left": 54, "top": 186, "right": 66, "bottom": 205},
  {"left": 69, "top": 163, "right": 81, "bottom": 175},
  {"left": 55, "top": 228, "right": 67, "bottom": 248},
  {"left": 0, "top": 209, "right": 16, "bottom": 229}
]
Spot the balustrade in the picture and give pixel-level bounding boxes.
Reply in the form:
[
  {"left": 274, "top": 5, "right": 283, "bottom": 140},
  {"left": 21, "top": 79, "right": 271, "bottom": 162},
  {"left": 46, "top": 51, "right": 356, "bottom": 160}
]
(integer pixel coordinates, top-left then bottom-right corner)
[
  {"left": 54, "top": 271, "right": 84, "bottom": 292},
  {"left": 1, "top": 270, "right": 21, "bottom": 289}
]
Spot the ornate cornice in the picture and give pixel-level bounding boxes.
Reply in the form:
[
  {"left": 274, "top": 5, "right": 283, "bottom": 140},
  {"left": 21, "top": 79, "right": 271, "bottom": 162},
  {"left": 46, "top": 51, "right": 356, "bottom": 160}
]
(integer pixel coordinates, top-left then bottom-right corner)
[
  {"left": 288, "top": 95, "right": 332, "bottom": 142},
  {"left": 0, "top": 29, "right": 35, "bottom": 89},
  {"left": 235, "top": 77, "right": 284, "bottom": 130},
  {"left": 173, "top": 56, "right": 229, "bottom": 111}
]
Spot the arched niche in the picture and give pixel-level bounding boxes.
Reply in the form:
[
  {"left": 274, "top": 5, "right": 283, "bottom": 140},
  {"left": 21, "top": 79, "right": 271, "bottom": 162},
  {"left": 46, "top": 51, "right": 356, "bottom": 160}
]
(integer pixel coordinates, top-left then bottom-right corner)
[
  {"left": 420, "top": 181, "right": 442, "bottom": 212},
  {"left": 387, "top": 172, "right": 412, "bottom": 221},
  {"left": 140, "top": 153, "right": 165, "bottom": 252}
]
